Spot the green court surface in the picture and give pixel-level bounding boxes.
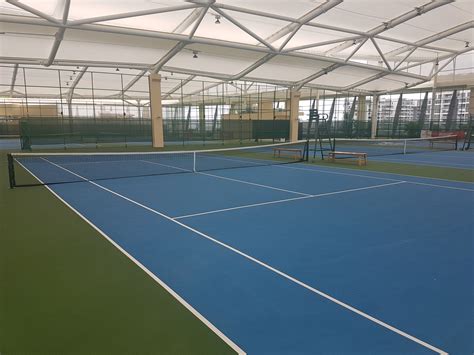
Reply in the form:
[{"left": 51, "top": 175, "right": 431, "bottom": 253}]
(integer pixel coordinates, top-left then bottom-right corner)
[
  {"left": 306, "top": 157, "right": 474, "bottom": 183},
  {"left": 0, "top": 151, "right": 235, "bottom": 355},
  {"left": 1, "top": 145, "right": 473, "bottom": 354}
]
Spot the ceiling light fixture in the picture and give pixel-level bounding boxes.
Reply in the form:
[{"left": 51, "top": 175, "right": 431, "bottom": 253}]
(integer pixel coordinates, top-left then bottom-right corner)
[
  {"left": 116, "top": 68, "right": 120, "bottom": 72},
  {"left": 465, "top": 41, "right": 470, "bottom": 48},
  {"left": 192, "top": 51, "right": 198, "bottom": 59},
  {"left": 215, "top": 15, "right": 221, "bottom": 24}
]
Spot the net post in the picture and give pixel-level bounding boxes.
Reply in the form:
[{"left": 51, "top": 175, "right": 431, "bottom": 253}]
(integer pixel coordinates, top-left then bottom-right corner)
[
  {"left": 303, "top": 140, "right": 309, "bottom": 161},
  {"left": 7, "top": 154, "right": 16, "bottom": 189},
  {"left": 193, "top": 152, "right": 196, "bottom": 172},
  {"left": 403, "top": 139, "right": 407, "bottom": 154}
]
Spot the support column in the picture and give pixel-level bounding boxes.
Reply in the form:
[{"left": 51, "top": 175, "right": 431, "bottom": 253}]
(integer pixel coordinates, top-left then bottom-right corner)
[
  {"left": 357, "top": 95, "right": 367, "bottom": 121},
  {"left": 148, "top": 73, "right": 164, "bottom": 148},
  {"left": 418, "top": 92, "right": 429, "bottom": 129},
  {"left": 371, "top": 94, "right": 379, "bottom": 139},
  {"left": 391, "top": 94, "right": 403, "bottom": 137},
  {"left": 199, "top": 104, "right": 205, "bottom": 135},
  {"left": 469, "top": 88, "right": 474, "bottom": 115},
  {"left": 288, "top": 89, "right": 301, "bottom": 142},
  {"left": 328, "top": 98, "right": 336, "bottom": 124},
  {"left": 429, "top": 68, "right": 439, "bottom": 131},
  {"left": 445, "top": 90, "right": 458, "bottom": 131}
]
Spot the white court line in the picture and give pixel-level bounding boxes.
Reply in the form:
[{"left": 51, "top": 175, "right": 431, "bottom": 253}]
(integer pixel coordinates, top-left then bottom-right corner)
[
  {"left": 276, "top": 164, "right": 474, "bottom": 191},
  {"left": 140, "top": 159, "right": 192, "bottom": 172},
  {"left": 199, "top": 153, "right": 266, "bottom": 166},
  {"left": 175, "top": 195, "right": 314, "bottom": 219},
  {"left": 141, "top": 159, "right": 310, "bottom": 196},
  {"left": 146, "top": 153, "right": 473, "bottom": 193},
  {"left": 144, "top": 155, "right": 473, "bottom": 193},
  {"left": 406, "top": 181, "right": 474, "bottom": 192},
  {"left": 200, "top": 151, "right": 474, "bottom": 188},
  {"left": 39, "top": 158, "right": 447, "bottom": 355},
  {"left": 275, "top": 164, "right": 402, "bottom": 182},
  {"left": 32, "top": 158, "right": 244, "bottom": 355},
  {"left": 297, "top": 161, "right": 474, "bottom": 184},
  {"left": 198, "top": 172, "right": 311, "bottom": 197},
  {"left": 174, "top": 181, "right": 405, "bottom": 220},
  {"left": 61, "top": 159, "right": 127, "bottom": 165}
]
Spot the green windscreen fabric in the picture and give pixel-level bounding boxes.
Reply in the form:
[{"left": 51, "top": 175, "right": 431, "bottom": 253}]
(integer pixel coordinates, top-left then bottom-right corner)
[
  {"left": 20, "top": 118, "right": 291, "bottom": 149},
  {"left": 19, "top": 118, "right": 151, "bottom": 149}
]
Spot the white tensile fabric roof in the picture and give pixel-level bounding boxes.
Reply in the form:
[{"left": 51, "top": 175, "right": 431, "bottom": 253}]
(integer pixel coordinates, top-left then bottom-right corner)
[{"left": 0, "top": 0, "right": 473, "bottom": 100}]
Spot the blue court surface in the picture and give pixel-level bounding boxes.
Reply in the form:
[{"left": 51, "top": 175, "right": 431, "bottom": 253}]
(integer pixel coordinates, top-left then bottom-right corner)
[{"left": 18, "top": 157, "right": 473, "bottom": 354}]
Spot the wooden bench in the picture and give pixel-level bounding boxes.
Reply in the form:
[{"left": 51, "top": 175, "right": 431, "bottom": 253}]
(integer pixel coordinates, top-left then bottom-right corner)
[
  {"left": 273, "top": 147, "right": 303, "bottom": 160},
  {"left": 328, "top": 151, "right": 367, "bottom": 166}
]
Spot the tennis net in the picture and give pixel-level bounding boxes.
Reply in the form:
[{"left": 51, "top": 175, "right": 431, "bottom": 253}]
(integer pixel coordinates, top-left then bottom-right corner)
[
  {"left": 330, "top": 135, "right": 458, "bottom": 157},
  {"left": 8, "top": 140, "right": 309, "bottom": 188}
]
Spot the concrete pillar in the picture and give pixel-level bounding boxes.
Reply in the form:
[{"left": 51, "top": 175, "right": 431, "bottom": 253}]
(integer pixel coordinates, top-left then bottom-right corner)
[
  {"left": 198, "top": 104, "right": 205, "bottom": 135},
  {"left": 370, "top": 94, "right": 379, "bottom": 139},
  {"left": 429, "top": 69, "right": 439, "bottom": 130},
  {"left": 288, "top": 89, "right": 301, "bottom": 142},
  {"left": 148, "top": 73, "right": 164, "bottom": 148},
  {"left": 357, "top": 95, "right": 367, "bottom": 121},
  {"left": 469, "top": 88, "right": 474, "bottom": 115}
]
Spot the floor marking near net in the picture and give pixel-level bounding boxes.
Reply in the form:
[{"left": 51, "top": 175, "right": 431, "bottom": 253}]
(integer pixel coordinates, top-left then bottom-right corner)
[
  {"left": 198, "top": 172, "right": 311, "bottom": 196},
  {"left": 38, "top": 158, "right": 447, "bottom": 355},
  {"left": 140, "top": 159, "right": 192, "bottom": 172},
  {"left": 276, "top": 163, "right": 474, "bottom": 191},
  {"left": 142, "top": 158, "right": 311, "bottom": 196},
  {"left": 173, "top": 181, "right": 405, "bottom": 220}
]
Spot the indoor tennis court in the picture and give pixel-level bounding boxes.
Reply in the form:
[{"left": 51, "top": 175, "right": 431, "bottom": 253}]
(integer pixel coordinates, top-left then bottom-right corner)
[{"left": 1, "top": 1, "right": 473, "bottom": 354}]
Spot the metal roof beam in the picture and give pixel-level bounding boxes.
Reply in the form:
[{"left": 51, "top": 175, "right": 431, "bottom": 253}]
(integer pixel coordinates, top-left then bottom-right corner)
[
  {"left": 210, "top": 6, "right": 276, "bottom": 51},
  {"left": 9, "top": 64, "right": 19, "bottom": 94},
  {"left": 152, "top": 4, "right": 209, "bottom": 73},
  {"left": 69, "top": 4, "right": 199, "bottom": 26},
  {"left": 393, "top": 47, "right": 418, "bottom": 70},
  {"left": 353, "top": 47, "right": 471, "bottom": 93},
  {"left": 231, "top": 54, "right": 277, "bottom": 80},
  {"left": 325, "top": 0, "right": 453, "bottom": 55},
  {"left": 264, "top": 0, "right": 342, "bottom": 50},
  {"left": 45, "top": 0, "right": 70, "bottom": 67},
  {"left": 384, "top": 21, "right": 474, "bottom": 58},
  {"left": 369, "top": 0, "right": 453, "bottom": 36},
  {"left": 66, "top": 65, "right": 88, "bottom": 103},
  {"left": 395, "top": 47, "right": 472, "bottom": 72},
  {"left": 123, "top": 69, "right": 148, "bottom": 92},
  {"left": 283, "top": 36, "right": 363, "bottom": 54},
  {"left": 5, "top": 0, "right": 60, "bottom": 24},
  {"left": 344, "top": 38, "right": 368, "bottom": 62},
  {"left": 343, "top": 72, "right": 387, "bottom": 91},
  {"left": 0, "top": 14, "right": 430, "bottom": 81},
  {"left": 151, "top": 42, "right": 187, "bottom": 74},
  {"left": 162, "top": 74, "right": 196, "bottom": 97},
  {"left": 371, "top": 37, "right": 391, "bottom": 70},
  {"left": 294, "top": 63, "right": 341, "bottom": 91},
  {"left": 173, "top": 8, "right": 203, "bottom": 33}
]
